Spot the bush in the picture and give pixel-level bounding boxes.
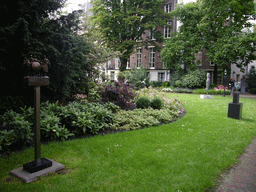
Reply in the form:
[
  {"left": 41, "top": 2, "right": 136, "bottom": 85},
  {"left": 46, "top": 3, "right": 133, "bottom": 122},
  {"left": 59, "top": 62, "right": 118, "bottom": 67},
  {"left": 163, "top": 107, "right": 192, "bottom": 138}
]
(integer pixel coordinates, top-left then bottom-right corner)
[
  {"left": 98, "top": 80, "right": 137, "bottom": 109},
  {"left": 162, "top": 81, "right": 170, "bottom": 87},
  {"left": 0, "top": 110, "right": 33, "bottom": 150},
  {"left": 175, "top": 80, "right": 183, "bottom": 88},
  {"left": 173, "top": 88, "right": 193, "bottom": 93},
  {"left": 107, "top": 108, "right": 177, "bottom": 130},
  {"left": 150, "top": 97, "right": 163, "bottom": 110},
  {"left": 247, "top": 66, "right": 256, "bottom": 90},
  {"left": 249, "top": 88, "right": 256, "bottom": 94},
  {"left": 125, "top": 67, "right": 150, "bottom": 89},
  {"left": 136, "top": 96, "right": 151, "bottom": 109},
  {"left": 193, "top": 88, "right": 231, "bottom": 95},
  {"left": 151, "top": 81, "right": 162, "bottom": 88},
  {"left": 182, "top": 70, "right": 206, "bottom": 88}
]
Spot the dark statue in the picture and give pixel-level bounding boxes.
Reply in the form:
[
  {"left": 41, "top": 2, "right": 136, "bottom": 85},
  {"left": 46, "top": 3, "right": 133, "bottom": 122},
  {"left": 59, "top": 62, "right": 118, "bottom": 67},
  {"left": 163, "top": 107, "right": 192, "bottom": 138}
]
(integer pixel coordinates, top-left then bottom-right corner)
[{"left": 23, "top": 55, "right": 50, "bottom": 77}]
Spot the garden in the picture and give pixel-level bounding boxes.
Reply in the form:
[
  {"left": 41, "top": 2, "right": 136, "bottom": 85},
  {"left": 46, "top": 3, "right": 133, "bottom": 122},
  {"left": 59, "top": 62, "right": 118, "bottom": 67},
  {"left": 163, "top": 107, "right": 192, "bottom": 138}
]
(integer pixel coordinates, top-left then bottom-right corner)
[{"left": 0, "top": 81, "right": 256, "bottom": 191}]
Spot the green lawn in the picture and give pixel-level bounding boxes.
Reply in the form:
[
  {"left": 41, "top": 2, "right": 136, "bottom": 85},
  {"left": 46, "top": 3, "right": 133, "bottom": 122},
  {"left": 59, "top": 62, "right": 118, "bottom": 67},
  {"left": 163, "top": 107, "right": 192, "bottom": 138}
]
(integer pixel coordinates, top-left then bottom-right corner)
[{"left": 0, "top": 94, "right": 255, "bottom": 191}]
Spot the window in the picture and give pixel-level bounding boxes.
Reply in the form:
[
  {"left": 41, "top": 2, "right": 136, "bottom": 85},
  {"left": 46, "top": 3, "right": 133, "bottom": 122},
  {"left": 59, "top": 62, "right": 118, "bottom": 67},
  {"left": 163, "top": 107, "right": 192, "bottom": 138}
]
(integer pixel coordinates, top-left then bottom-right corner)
[
  {"left": 194, "top": 52, "right": 203, "bottom": 66},
  {"left": 111, "top": 71, "right": 115, "bottom": 80},
  {"left": 127, "top": 59, "right": 130, "bottom": 69},
  {"left": 115, "top": 58, "right": 120, "bottom": 69},
  {"left": 164, "top": 21, "right": 171, "bottom": 38},
  {"left": 107, "top": 60, "right": 112, "bottom": 69},
  {"left": 149, "top": 47, "right": 155, "bottom": 68},
  {"left": 137, "top": 49, "right": 142, "bottom": 67},
  {"left": 164, "top": 3, "right": 171, "bottom": 13},
  {"left": 158, "top": 72, "right": 165, "bottom": 82},
  {"left": 149, "top": 28, "right": 156, "bottom": 40}
]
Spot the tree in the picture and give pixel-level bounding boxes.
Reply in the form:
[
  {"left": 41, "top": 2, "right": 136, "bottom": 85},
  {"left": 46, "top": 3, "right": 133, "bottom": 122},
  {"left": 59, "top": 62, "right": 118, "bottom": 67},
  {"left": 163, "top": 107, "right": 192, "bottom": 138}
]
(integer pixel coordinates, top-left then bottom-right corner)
[
  {"left": 0, "top": 0, "right": 101, "bottom": 102},
  {"left": 161, "top": 3, "right": 202, "bottom": 71},
  {"left": 161, "top": 0, "right": 256, "bottom": 74},
  {"left": 90, "top": 0, "right": 170, "bottom": 71},
  {"left": 161, "top": 2, "right": 203, "bottom": 72},
  {"left": 198, "top": 0, "right": 256, "bottom": 72}
]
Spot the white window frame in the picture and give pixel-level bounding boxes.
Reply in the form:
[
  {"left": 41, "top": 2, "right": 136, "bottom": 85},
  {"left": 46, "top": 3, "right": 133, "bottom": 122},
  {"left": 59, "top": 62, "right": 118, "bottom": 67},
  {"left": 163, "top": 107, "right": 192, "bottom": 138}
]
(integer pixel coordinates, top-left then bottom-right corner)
[
  {"left": 158, "top": 72, "right": 165, "bottom": 82},
  {"left": 110, "top": 71, "right": 115, "bottom": 80},
  {"left": 107, "top": 60, "right": 112, "bottom": 68},
  {"left": 164, "top": 21, "right": 171, "bottom": 38},
  {"left": 164, "top": 3, "right": 172, "bottom": 13},
  {"left": 126, "top": 58, "right": 130, "bottom": 69},
  {"left": 149, "top": 28, "right": 156, "bottom": 40},
  {"left": 149, "top": 47, "right": 156, "bottom": 69},
  {"left": 136, "top": 48, "right": 142, "bottom": 68},
  {"left": 115, "top": 58, "right": 120, "bottom": 69}
]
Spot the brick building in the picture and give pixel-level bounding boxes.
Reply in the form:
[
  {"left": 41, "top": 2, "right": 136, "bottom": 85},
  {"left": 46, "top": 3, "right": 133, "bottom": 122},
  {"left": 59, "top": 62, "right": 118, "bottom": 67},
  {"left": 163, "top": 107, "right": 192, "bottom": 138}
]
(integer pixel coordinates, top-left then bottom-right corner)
[{"left": 104, "top": 0, "right": 178, "bottom": 82}]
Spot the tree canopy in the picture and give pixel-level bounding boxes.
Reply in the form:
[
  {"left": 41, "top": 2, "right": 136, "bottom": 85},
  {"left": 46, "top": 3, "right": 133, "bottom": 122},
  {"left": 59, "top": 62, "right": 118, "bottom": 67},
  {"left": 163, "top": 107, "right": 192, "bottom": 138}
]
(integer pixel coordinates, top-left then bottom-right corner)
[
  {"left": 161, "top": 0, "right": 256, "bottom": 73},
  {"left": 90, "top": 0, "right": 170, "bottom": 71},
  {"left": 0, "top": 0, "right": 105, "bottom": 102}
]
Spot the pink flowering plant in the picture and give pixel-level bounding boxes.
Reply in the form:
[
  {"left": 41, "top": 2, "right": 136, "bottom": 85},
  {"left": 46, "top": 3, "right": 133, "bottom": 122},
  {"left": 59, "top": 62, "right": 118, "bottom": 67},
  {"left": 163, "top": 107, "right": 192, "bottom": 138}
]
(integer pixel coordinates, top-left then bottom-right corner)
[{"left": 214, "top": 85, "right": 228, "bottom": 90}]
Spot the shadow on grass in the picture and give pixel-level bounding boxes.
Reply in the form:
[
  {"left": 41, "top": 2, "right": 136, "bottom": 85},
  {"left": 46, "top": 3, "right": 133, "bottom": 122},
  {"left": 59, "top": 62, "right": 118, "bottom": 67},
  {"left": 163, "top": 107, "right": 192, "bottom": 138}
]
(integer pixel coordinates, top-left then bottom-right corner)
[{"left": 241, "top": 118, "right": 256, "bottom": 123}]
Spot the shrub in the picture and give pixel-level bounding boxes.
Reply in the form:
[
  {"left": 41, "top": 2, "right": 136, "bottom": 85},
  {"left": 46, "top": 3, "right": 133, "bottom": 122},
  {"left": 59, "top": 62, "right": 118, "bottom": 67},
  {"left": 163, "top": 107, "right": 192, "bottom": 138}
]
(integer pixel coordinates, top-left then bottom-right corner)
[
  {"left": 150, "top": 97, "right": 163, "bottom": 110},
  {"left": 247, "top": 66, "right": 256, "bottom": 90},
  {"left": 137, "top": 87, "right": 185, "bottom": 113},
  {"left": 98, "top": 80, "right": 137, "bottom": 109},
  {"left": 193, "top": 88, "right": 231, "bottom": 95},
  {"left": 0, "top": 110, "right": 33, "bottom": 150},
  {"left": 104, "top": 102, "right": 120, "bottom": 113},
  {"left": 125, "top": 67, "right": 150, "bottom": 89},
  {"left": 249, "top": 88, "right": 256, "bottom": 94},
  {"left": 151, "top": 81, "right": 162, "bottom": 88},
  {"left": 107, "top": 108, "right": 176, "bottom": 130},
  {"left": 136, "top": 96, "right": 151, "bottom": 109},
  {"left": 162, "top": 81, "right": 170, "bottom": 87},
  {"left": 175, "top": 80, "right": 183, "bottom": 88},
  {"left": 174, "top": 88, "right": 193, "bottom": 93},
  {"left": 182, "top": 70, "right": 206, "bottom": 88}
]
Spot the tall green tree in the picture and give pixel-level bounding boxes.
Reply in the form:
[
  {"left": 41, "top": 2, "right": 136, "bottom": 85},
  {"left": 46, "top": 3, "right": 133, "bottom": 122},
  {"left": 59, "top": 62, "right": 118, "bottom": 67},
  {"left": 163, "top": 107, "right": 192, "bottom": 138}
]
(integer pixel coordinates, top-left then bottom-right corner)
[
  {"left": 0, "top": 0, "right": 98, "bottom": 102},
  {"left": 161, "top": 0, "right": 256, "bottom": 74},
  {"left": 161, "top": 2, "right": 203, "bottom": 72},
  {"left": 199, "top": 0, "right": 256, "bottom": 72},
  {"left": 90, "top": 0, "right": 169, "bottom": 71}
]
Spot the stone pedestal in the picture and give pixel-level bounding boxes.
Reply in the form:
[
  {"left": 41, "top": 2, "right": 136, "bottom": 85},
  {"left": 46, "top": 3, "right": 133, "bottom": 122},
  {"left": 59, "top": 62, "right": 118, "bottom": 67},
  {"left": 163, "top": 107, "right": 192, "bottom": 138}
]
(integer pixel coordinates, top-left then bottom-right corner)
[
  {"left": 228, "top": 92, "right": 243, "bottom": 119},
  {"left": 11, "top": 159, "right": 65, "bottom": 183},
  {"left": 200, "top": 94, "right": 213, "bottom": 99},
  {"left": 228, "top": 103, "right": 243, "bottom": 119}
]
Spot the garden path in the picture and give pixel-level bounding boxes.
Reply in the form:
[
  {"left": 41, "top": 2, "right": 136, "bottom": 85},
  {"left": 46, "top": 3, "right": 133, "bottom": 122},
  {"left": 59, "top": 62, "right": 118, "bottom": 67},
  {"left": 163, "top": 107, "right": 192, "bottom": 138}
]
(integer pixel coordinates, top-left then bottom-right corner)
[{"left": 215, "top": 136, "right": 256, "bottom": 191}]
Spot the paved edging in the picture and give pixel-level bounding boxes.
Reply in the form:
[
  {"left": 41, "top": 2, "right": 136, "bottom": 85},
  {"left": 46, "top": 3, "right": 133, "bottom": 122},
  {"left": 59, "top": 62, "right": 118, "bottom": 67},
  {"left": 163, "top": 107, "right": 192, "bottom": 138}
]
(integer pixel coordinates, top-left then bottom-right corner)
[{"left": 215, "top": 136, "right": 256, "bottom": 191}]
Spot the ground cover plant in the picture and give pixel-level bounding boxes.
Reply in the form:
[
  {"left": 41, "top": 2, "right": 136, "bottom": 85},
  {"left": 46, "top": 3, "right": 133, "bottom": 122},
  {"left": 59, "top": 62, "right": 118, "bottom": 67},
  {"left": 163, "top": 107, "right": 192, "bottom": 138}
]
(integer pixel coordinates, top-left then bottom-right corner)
[
  {"left": 193, "top": 88, "right": 231, "bottom": 95},
  {"left": 0, "top": 93, "right": 255, "bottom": 191}
]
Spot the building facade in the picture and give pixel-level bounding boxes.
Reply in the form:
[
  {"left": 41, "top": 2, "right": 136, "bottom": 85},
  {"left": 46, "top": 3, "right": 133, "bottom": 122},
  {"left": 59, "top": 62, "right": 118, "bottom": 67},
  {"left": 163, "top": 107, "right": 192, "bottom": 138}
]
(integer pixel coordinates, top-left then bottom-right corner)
[{"left": 104, "top": 0, "right": 178, "bottom": 82}]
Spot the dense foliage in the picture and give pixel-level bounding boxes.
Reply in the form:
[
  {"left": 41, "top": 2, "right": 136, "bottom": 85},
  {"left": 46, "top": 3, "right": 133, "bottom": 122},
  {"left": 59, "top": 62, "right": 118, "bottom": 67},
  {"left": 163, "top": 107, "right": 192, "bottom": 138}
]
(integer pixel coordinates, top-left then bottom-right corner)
[
  {"left": 90, "top": 0, "right": 170, "bottom": 71},
  {"left": 125, "top": 67, "right": 150, "bottom": 89},
  {"left": 0, "top": 101, "right": 117, "bottom": 151},
  {"left": 247, "top": 66, "right": 256, "bottom": 94},
  {"left": 98, "top": 80, "right": 138, "bottom": 109},
  {"left": 150, "top": 97, "right": 163, "bottom": 110},
  {"left": 0, "top": 87, "right": 185, "bottom": 152},
  {"left": 0, "top": 0, "right": 106, "bottom": 104},
  {"left": 161, "top": 0, "right": 256, "bottom": 73},
  {"left": 172, "top": 70, "right": 206, "bottom": 88},
  {"left": 136, "top": 96, "right": 151, "bottom": 109},
  {"left": 193, "top": 88, "right": 231, "bottom": 95}
]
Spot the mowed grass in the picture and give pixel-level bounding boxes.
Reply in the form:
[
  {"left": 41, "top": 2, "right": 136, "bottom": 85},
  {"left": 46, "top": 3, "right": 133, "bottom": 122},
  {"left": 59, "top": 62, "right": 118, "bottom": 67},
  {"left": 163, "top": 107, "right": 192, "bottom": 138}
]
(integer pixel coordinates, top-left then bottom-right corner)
[{"left": 0, "top": 94, "right": 255, "bottom": 191}]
